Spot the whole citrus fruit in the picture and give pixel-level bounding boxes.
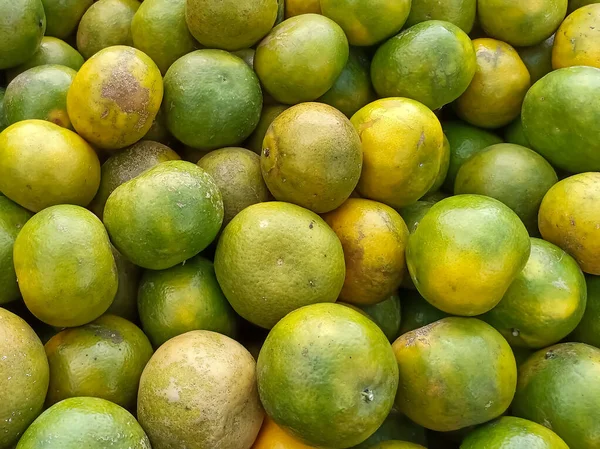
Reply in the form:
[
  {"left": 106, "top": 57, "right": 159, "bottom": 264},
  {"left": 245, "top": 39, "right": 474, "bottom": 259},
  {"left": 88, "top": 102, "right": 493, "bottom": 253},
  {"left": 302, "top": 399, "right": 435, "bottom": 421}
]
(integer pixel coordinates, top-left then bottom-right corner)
[
  {"left": 393, "top": 317, "right": 517, "bottom": 431},
  {"left": 571, "top": 275, "right": 600, "bottom": 347},
  {"left": 504, "top": 117, "right": 531, "bottom": 148},
  {"left": 246, "top": 105, "right": 289, "bottom": 154},
  {"left": 398, "top": 290, "right": 450, "bottom": 334},
  {"left": 405, "top": 0, "right": 476, "bottom": 32},
  {"left": 554, "top": 4, "right": 600, "bottom": 69},
  {"left": 518, "top": 35, "right": 555, "bottom": 83},
  {"left": 0, "top": 0, "right": 46, "bottom": 70},
  {"left": 258, "top": 303, "right": 398, "bottom": 448},
  {"left": 41, "top": 0, "right": 93, "bottom": 40},
  {"left": 360, "top": 293, "right": 403, "bottom": 342}
]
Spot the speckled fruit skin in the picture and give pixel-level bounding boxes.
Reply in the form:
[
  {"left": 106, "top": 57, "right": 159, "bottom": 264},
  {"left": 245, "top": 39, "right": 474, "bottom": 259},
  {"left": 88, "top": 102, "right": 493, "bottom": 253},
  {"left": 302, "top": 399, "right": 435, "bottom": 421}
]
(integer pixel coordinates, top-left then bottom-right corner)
[
  {"left": 553, "top": 4, "right": 600, "bottom": 69},
  {"left": 137, "top": 330, "right": 264, "bottom": 449},
  {"left": 405, "top": 0, "right": 476, "bottom": 32}
]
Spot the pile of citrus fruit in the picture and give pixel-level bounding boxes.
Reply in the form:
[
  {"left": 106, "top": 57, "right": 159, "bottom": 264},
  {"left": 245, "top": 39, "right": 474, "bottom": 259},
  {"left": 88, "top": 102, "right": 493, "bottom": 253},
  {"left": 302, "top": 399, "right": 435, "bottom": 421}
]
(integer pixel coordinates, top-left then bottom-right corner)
[{"left": 1, "top": 0, "right": 600, "bottom": 448}]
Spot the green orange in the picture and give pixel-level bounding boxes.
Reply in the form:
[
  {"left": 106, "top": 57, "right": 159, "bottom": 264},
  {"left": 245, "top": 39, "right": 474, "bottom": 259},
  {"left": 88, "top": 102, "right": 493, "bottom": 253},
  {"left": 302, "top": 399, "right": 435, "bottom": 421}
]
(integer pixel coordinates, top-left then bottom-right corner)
[
  {"left": 405, "top": 0, "right": 477, "bottom": 33},
  {"left": 360, "top": 294, "right": 403, "bottom": 342},
  {"left": 569, "top": 0, "right": 600, "bottom": 12},
  {"left": 42, "top": 0, "right": 93, "bottom": 39},
  {"left": 0, "top": 0, "right": 46, "bottom": 70},
  {"left": 246, "top": 104, "right": 289, "bottom": 154},
  {"left": 571, "top": 275, "right": 600, "bottom": 348},
  {"left": 105, "top": 246, "right": 141, "bottom": 322},
  {"left": 517, "top": 35, "right": 555, "bottom": 83},
  {"left": 398, "top": 290, "right": 450, "bottom": 334},
  {"left": 553, "top": 4, "right": 600, "bottom": 69},
  {"left": 351, "top": 409, "right": 427, "bottom": 449},
  {"left": 504, "top": 117, "right": 531, "bottom": 148}
]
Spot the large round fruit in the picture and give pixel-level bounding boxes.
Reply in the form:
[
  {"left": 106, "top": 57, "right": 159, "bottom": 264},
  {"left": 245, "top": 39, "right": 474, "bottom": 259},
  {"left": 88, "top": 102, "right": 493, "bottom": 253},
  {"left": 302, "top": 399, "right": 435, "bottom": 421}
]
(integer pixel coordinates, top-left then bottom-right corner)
[
  {"left": 0, "top": 309, "right": 49, "bottom": 448},
  {"left": 13, "top": 205, "right": 117, "bottom": 327},
  {"left": 76, "top": 0, "right": 140, "bottom": 59},
  {"left": 461, "top": 416, "right": 569, "bottom": 449},
  {"left": 393, "top": 317, "right": 517, "bottom": 431},
  {"left": 482, "top": 238, "right": 587, "bottom": 348},
  {"left": 571, "top": 275, "right": 600, "bottom": 347},
  {"left": 258, "top": 303, "right": 398, "bottom": 448},
  {"left": 103, "top": 160, "right": 223, "bottom": 270},
  {"left": 371, "top": 21, "right": 476, "bottom": 110},
  {"left": 477, "top": 0, "right": 567, "bottom": 46},
  {"left": 441, "top": 120, "right": 503, "bottom": 192},
  {"left": 261, "top": 103, "right": 362, "bottom": 213},
  {"left": 518, "top": 35, "right": 555, "bottom": 84},
  {"left": 16, "top": 397, "right": 151, "bottom": 449},
  {"left": 138, "top": 255, "right": 238, "bottom": 347},
  {"left": 553, "top": 4, "right": 600, "bottom": 69},
  {"left": 351, "top": 98, "right": 444, "bottom": 208},
  {"left": 185, "top": 0, "right": 277, "bottom": 51},
  {"left": 214, "top": 202, "right": 345, "bottom": 329},
  {"left": 138, "top": 331, "right": 263, "bottom": 449},
  {"left": 90, "top": 140, "right": 180, "bottom": 219},
  {"left": 254, "top": 14, "right": 349, "bottom": 104},
  {"left": 324, "top": 199, "right": 409, "bottom": 305},
  {"left": 0, "top": 120, "right": 100, "bottom": 212},
  {"left": 405, "top": 0, "right": 476, "bottom": 32},
  {"left": 0, "top": 0, "right": 45, "bottom": 70},
  {"left": 45, "top": 314, "right": 153, "bottom": 409},
  {"left": 252, "top": 417, "right": 317, "bottom": 449},
  {"left": 512, "top": 343, "right": 600, "bottom": 449},
  {"left": 41, "top": 0, "right": 93, "bottom": 40},
  {"left": 163, "top": 49, "right": 262, "bottom": 150},
  {"left": 319, "top": 0, "right": 411, "bottom": 46},
  {"left": 131, "top": 0, "right": 198, "bottom": 75},
  {"left": 455, "top": 38, "right": 531, "bottom": 129},
  {"left": 454, "top": 143, "right": 557, "bottom": 233},
  {"left": 538, "top": 172, "right": 600, "bottom": 275},
  {"left": 406, "top": 195, "right": 531, "bottom": 316},
  {"left": 0, "top": 197, "right": 32, "bottom": 304},
  {"left": 522, "top": 66, "right": 600, "bottom": 173},
  {"left": 4, "top": 65, "right": 76, "bottom": 128}
]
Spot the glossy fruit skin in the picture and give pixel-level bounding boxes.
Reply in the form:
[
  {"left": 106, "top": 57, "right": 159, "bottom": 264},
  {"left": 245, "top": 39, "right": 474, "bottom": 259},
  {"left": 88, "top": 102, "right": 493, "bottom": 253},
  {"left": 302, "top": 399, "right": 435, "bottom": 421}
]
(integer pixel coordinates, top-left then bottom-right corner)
[
  {"left": 518, "top": 35, "right": 555, "bottom": 84},
  {"left": 44, "top": 315, "right": 153, "bottom": 410},
  {"left": 257, "top": 303, "right": 399, "bottom": 448},
  {"left": 0, "top": 0, "right": 46, "bottom": 70},
  {"left": 406, "top": 195, "right": 531, "bottom": 316},
  {"left": 214, "top": 202, "right": 345, "bottom": 329},
  {"left": 371, "top": 20, "right": 476, "bottom": 110},
  {"left": 137, "top": 331, "right": 264, "bottom": 449},
  {"left": 163, "top": 49, "right": 262, "bottom": 150},
  {"left": 553, "top": 4, "right": 600, "bottom": 69},
  {"left": 512, "top": 343, "right": 600, "bottom": 449},
  {"left": 103, "top": 160, "right": 223, "bottom": 270},
  {"left": 477, "top": 0, "right": 567, "bottom": 47},
  {"left": 454, "top": 143, "right": 557, "bottom": 233},
  {"left": 405, "top": 0, "right": 476, "bottom": 32},
  {"left": 571, "top": 276, "right": 600, "bottom": 348},
  {"left": 16, "top": 397, "right": 151, "bottom": 449},
  {"left": 460, "top": 416, "right": 569, "bottom": 449},
  {"left": 482, "top": 238, "right": 587, "bottom": 349},
  {"left": 41, "top": 0, "right": 93, "bottom": 39},
  {"left": 455, "top": 38, "right": 531, "bottom": 129},
  {"left": 393, "top": 317, "right": 517, "bottom": 432},
  {"left": 13, "top": 205, "right": 118, "bottom": 327},
  {"left": 262, "top": 103, "right": 362, "bottom": 214},
  {"left": 351, "top": 98, "right": 445, "bottom": 209},
  {"left": 254, "top": 14, "right": 349, "bottom": 105},
  {"left": 538, "top": 173, "right": 600, "bottom": 275},
  {"left": 0, "top": 309, "right": 49, "bottom": 449},
  {"left": 522, "top": 66, "right": 600, "bottom": 173}
]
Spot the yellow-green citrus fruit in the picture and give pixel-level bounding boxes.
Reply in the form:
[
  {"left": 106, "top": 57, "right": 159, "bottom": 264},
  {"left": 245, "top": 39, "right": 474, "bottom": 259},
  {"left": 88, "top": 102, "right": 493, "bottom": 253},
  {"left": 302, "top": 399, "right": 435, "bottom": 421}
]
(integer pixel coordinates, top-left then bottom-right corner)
[
  {"left": 454, "top": 143, "right": 558, "bottom": 233},
  {"left": 42, "top": 0, "right": 93, "bottom": 40},
  {"left": 320, "top": 0, "right": 411, "bottom": 46},
  {"left": 105, "top": 246, "right": 141, "bottom": 322},
  {"left": 512, "top": 343, "right": 600, "bottom": 449},
  {"left": 214, "top": 202, "right": 345, "bottom": 329},
  {"left": 405, "top": 0, "right": 477, "bottom": 33},
  {"left": 76, "top": 0, "right": 140, "bottom": 60},
  {"left": 351, "top": 98, "right": 445, "bottom": 209},
  {"left": 0, "top": 197, "right": 32, "bottom": 305},
  {"left": 504, "top": 116, "right": 531, "bottom": 148},
  {"left": 138, "top": 256, "right": 238, "bottom": 348},
  {"left": 0, "top": 309, "right": 49, "bottom": 448},
  {"left": 45, "top": 314, "right": 153, "bottom": 409},
  {"left": 517, "top": 35, "right": 555, "bottom": 83},
  {"left": 67, "top": 45, "right": 163, "bottom": 151},
  {"left": 13, "top": 205, "right": 118, "bottom": 327},
  {"left": 323, "top": 199, "right": 409, "bottom": 305},
  {"left": 553, "top": 4, "right": 600, "bottom": 69},
  {"left": 185, "top": 0, "right": 277, "bottom": 51},
  {"left": 477, "top": 0, "right": 567, "bottom": 46},
  {"left": 246, "top": 104, "right": 289, "bottom": 154},
  {"left": 393, "top": 317, "right": 517, "bottom": 431},
  {"left": 0, "top": 0, "right": 46, "bottom": 70},
  {"left": 406, "top": 195, "right": 531, "bottom": 316},
  {"left": 285, "top": 0, "right": 320, "bottom": 17},
  {"left": 254, "top": 14, "right": 349, "bottom": 104},
  {"left": 16, "top": 397, "right": 151, "bottom": 449},
  {"left": 198, "top": 147, "right": 271, "bottom": 226},
  {"left": 538, "top": 172, "right": 600, "bottom": 275},
  {"left": 251, "top": 417, "right": 318, "bottom": 449},
  {"left": 455, "top": 38, "right": 531, "bottom": 129},
  {"left": 371, "top": 20, "right": 476, "bottom": 110},
  {"left": 428, "top": 135, "right": 451, "bottom": 193},
  {"left": 571, "top": 275, "right": 600, "bottom": 348},
  {"left": 0, "top": 120, "right": 100, "bottom": 212},
  {"left": 103, "top": 160, "right": 223, "bottom": 270},
  {"left": 482, "top": 238, "right": 587, "bottom": 349},
  {"left": 89, "top": 140, "right": 180, "bottom": 219},
  {"left": 163, "top": 49, "right": 262, "bottom": 150},
  {"left": 261, "top": 102, "right": 362, "bottom": 213},
  {"left": 257, "top": 303, "right": 399, "bottom": 448},
  {"left": 4, "top": 65, "right": 76, "bottom": 129},
  {"left": 138, "top": 330, "right": 263, "bottom": 449}
]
